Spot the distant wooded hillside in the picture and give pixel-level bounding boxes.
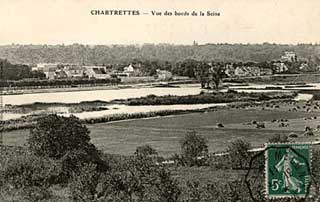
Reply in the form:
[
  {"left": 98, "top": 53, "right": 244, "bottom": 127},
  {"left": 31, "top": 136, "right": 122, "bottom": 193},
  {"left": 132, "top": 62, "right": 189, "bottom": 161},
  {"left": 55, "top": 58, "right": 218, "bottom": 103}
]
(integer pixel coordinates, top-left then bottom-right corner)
[{"left": 0, "top": 43, "right": 319, "bottom": 65}]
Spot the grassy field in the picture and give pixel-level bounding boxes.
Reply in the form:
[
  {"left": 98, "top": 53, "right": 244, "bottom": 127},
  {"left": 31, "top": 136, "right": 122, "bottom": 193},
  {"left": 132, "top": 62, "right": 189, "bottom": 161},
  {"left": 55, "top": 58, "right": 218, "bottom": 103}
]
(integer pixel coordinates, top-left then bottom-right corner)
[{"left": 3, "top": 105, "right": 320, "bottom": 157}]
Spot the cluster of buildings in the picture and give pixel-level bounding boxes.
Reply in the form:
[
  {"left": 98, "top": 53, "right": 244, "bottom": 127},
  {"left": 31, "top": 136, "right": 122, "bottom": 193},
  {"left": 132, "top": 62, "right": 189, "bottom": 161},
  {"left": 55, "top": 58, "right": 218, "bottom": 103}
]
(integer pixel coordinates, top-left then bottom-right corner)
[
  {"left": 31, "top": 51, "right": 317, "bottom": 81},
  {"left": 224, "top": 51, "right": 316, "bottom": 77},
  {"left": 273, "top": 51, "right": 316, "bottom": 73},
  {"left": 32, "top": 63, "right": 173, "bottom": 81},
  {"left": 225, "top": 65, "right": 273, "bottom": 77},
  {"left": 32, "top": 63, "right": 111, "bottom": 80}
]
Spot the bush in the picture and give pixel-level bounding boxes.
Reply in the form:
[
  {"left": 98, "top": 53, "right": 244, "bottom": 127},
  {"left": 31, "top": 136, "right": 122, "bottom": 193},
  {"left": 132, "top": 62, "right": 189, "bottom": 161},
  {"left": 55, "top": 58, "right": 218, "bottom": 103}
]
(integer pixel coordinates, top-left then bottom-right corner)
[
  {"left": 181, "top": 180, "right": 252, "bottom": 202},
  {"left": 268, "top": 134, "right": 289, "bottom": 143},
  {"left": 180, "top": 131, "right": 208, "bottom": 166},
  {"left": 0, "top": 153, "right": 61, "bottom": 189},
  {"left": 134, "top": 145, "right": 158, "bottom": 157},
  {"left": 69, "top": 164, "right": 100, "bottom": 202},
  {"left": 0, "top": 152, "right": 61, "bottom": 202},
  {"left": 69, "top": 155, "right": 181, "bottom": 202},
  {"left": 227, "top": 139, "right": 251, "bottom": 169},
  {"left": 61, "top": 147, "right": 108, "bottom": 179}
]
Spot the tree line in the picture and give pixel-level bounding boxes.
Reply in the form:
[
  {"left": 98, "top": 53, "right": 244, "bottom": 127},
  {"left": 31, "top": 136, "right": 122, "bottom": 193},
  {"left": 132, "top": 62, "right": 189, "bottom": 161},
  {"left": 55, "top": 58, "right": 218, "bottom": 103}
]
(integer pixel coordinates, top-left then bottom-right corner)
[
  {"left": 1, "top": 43, "right": 319, "bottom": 65},
  {"left": 0, "top": 59, "right": 45, "bottom": 81}
]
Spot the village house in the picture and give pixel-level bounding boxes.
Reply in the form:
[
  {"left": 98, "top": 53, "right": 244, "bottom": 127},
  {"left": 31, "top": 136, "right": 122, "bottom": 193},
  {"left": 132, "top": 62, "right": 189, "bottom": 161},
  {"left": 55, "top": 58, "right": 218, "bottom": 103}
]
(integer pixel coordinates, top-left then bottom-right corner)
[
  {"left": 281, "top": 51, "right": 297, "bottom": 62},
  {"left": 123, "top": 64, "right": 135, "bottom": 76},
  {"left": 33, "top": 63, "right": 59, "bottom": 72},
  {"left": 84, "top": 66, "right": 110, "bottom": 79},
  {"left": 234, "top": 66, "right": 260, "bottom": 77},
  {"left": 63, "top": 65, "right": 85, "bottom": 78},
  {"left": 55, "top": 69, "right": 68, "bottom": 79},
  {"left": 43, "top": 67, "right": 57, "bottom": 80},
  {"left": 273, "top": 62, "right": 288, "bottom": 73},
  {"left": 155, "top": 69, "right": 173, "bottom": 80},
  {"left": 299, "top": 63, "right": 309, "bottom": 71},
  {"left": 224, "top": 64, "right": 235, "bottom": 77}
]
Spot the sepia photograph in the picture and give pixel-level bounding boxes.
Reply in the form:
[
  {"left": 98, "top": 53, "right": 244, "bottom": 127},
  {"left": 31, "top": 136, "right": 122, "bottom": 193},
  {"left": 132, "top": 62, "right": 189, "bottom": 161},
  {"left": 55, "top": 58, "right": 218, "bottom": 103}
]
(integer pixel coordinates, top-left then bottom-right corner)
[{"left": 0, "top": 0, "right": 320, "bottom": 201}]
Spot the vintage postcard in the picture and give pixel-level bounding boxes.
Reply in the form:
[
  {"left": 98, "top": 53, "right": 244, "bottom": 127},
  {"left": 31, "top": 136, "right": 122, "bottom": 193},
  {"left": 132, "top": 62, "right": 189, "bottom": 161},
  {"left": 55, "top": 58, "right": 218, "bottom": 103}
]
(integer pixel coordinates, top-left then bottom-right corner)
[{"left": 0, "top": 0, "right": 320, "bottom": 201}]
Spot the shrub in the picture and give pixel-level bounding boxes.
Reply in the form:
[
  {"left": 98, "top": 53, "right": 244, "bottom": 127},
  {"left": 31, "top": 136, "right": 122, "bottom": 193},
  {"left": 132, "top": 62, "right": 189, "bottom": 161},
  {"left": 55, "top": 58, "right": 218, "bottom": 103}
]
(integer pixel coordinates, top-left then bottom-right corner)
[
  {"left": 227, "top": 139, "right": 251, "bottom": 169},
  {"left": 61, "top": 147, "right": 108, "bottom": 179},
  {"left": 135, "top": 145, "right": 158, "bottom": 157},
  {"left": 268, "top": 134, "right": 289, "bottom": 143},
  {"left": 68, "top": 164, "right": 100, "bottom": 202},
  {"left": 0, "top": 153, "right": 61, "bottom": 189},
  {"left": 180, "top": 131, "right": 208, "bottom": 166},
  {"left": 0, "top": 152, "right": 61, "bottom": 202},
  {"left": 96, "top": 155, "right": 181, "bottom": 202}
]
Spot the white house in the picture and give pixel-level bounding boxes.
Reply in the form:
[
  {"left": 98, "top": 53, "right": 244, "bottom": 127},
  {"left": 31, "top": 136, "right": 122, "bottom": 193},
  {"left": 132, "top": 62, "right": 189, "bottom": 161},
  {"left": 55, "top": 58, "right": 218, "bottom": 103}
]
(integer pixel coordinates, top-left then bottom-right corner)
[
  {"left": 281, "top": 52, "right": 297, "bottom": 62},
  {"left": 156, "top": 69, "right": 172, "bottom": 80},
  {"left": 64, "top": 65, "right": 85, "bottom": 78},
  {"left": 43, "top": 68, "right": 57, "bottom": 80},
  {"left": 273, "top": 62, "right": 288, "bottom": 73},
  {"left": 35, "top": 63, "right": 59, "bottom": 72},
  {"left": 123, "top": 64, "right": 135, "bottom": 76}
]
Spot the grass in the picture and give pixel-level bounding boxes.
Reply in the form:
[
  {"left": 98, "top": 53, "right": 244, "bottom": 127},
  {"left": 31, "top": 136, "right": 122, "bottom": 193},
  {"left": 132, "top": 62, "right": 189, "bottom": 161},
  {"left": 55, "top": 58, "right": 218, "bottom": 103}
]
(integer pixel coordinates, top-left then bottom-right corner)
[
  {"left": 172, "top": 166, "right": 247, "bottom": 185},
  {"left": 3, "top": 107, "right": 320, "bottom": 157}
]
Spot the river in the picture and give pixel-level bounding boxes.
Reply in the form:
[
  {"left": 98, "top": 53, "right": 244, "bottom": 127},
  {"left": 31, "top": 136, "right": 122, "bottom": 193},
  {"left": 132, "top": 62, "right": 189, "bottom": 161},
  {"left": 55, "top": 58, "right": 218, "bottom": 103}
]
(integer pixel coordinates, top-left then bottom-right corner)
[
  {"left": 2, "top": 84, "right": 202, "bottom": 106},
  {"left": 1, "top": 83, "right": 319, "bottom": 121}
]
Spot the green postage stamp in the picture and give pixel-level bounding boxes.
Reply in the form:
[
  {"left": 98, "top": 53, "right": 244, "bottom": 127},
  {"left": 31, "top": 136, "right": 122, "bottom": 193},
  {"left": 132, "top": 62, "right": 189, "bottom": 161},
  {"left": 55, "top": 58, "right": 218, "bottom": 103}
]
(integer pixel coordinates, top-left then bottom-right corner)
[{"left": 266, "top": 143, "right": 312, "bottom": 198}]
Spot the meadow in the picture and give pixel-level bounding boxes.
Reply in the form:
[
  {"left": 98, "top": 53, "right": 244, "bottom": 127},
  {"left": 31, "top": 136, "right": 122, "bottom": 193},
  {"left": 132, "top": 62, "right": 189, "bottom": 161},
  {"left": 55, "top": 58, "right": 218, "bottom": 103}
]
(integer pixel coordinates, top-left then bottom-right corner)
[{"left": 3, "top": 106, "right": 320, "bottom": 157}]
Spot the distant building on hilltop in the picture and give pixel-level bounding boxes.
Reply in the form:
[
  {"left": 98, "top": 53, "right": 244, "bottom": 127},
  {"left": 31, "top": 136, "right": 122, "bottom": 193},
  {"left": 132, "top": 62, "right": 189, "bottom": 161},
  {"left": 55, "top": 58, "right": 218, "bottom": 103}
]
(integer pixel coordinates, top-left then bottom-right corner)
[{"left": 281, "top": 51, "right": 297, "bottom": 62}]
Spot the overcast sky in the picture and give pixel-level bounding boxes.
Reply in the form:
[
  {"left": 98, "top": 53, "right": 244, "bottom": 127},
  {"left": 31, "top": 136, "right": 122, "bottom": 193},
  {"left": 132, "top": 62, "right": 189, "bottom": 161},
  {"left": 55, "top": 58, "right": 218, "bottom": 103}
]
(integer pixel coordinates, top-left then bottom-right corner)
[{"left": 0, "top": 0, "right": 319, "bottom": 45}]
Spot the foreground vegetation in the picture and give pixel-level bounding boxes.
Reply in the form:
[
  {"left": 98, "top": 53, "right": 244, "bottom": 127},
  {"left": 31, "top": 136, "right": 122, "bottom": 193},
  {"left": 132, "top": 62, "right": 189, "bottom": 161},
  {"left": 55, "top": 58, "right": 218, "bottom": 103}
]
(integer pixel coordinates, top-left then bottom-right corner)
[{"left": 1, "top": 115, "right": 319, "bottom": 202}]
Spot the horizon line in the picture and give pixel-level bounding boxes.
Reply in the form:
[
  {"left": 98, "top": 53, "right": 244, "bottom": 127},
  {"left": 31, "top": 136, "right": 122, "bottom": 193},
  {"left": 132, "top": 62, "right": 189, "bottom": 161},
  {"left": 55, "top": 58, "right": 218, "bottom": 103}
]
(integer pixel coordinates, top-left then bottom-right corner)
[{"left": 1, "top": 42, "right": 320, "bottom": 46}]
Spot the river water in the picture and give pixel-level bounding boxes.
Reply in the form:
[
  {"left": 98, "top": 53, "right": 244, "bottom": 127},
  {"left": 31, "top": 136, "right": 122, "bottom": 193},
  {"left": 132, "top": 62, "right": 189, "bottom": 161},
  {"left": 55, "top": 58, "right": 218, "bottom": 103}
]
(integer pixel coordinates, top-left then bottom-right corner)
[
  {"left": 1, "top": 83, "right": 319, "bottom": 121},
  {"left": 2, "top": 84, "right": 203, "bottom": 106}
]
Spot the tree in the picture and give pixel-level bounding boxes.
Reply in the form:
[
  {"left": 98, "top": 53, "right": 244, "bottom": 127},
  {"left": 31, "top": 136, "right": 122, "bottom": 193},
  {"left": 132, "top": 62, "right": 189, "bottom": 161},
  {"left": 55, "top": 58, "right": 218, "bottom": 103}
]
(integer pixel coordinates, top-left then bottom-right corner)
[
  {"left": 28, "top": 114, "right": 92, "bottom": 159},
  {"left": 180, "top": 131, "right": 208, "bottom": 166},
  {"left": 28, "top": 114, "right": 108, "bottom": 174},
  {"left": 210, "top": 63, "right": 226, "bottom": 89},
  {"left": 194, "top": 62, "right": 211, "bottom": 89}
]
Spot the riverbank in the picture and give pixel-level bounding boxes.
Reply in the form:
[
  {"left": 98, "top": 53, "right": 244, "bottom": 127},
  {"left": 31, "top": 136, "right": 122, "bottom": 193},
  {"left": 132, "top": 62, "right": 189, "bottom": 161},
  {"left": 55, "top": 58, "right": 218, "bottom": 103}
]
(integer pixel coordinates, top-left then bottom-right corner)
[
  {"left": 224, "top": 73, "right": 320, "bottom": 84},
  {"left": 0, "top": 78, "right": 196, "bottom": 96}
]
